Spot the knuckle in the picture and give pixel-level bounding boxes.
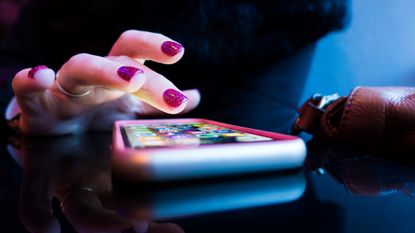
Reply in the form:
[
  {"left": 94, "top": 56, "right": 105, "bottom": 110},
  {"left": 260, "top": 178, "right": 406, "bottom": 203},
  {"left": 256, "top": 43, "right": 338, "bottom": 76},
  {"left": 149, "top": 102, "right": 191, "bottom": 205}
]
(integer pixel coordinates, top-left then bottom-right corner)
[
  {"left": 60, "top": 53, "right": 106, "bottom": 81},
  {"left": 65, "top": 53, "right": 103, "bottom": 73},
  {"left": 66, "top": 53, "right": 93, "bottom": 67},
  {"left": 119, "top": 30, "right": 165, "bottom": 44},
  {"left": 119, "top": 30, "right": 138, "bottom": 42}
]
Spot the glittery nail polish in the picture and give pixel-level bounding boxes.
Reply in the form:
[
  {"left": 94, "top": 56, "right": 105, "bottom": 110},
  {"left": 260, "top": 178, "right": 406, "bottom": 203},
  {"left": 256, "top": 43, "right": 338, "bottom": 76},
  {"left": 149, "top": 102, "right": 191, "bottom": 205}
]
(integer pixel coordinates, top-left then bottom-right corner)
[
  {"left": 163, "top": 89, "right": 188, "bottom": 108},
  {"left": 161, "top": 41, "right": 184, "bottom": 56},
  {"left": 28, "top": 65, "right": 48, "bottom": 79},
  {"left": 117, "top": 66, "right": 144, "bottom": 82}
]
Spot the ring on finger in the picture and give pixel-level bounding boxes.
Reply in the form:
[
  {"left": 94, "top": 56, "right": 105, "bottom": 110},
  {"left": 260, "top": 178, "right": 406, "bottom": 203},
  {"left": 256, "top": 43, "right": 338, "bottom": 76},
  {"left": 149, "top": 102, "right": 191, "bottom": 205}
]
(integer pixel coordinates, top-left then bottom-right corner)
[
  {"left": 60, "top": 187, "right": 95, "bottom": 212},
  {"left": 55, "top": 76, "right": 92, "bottom": 98}
]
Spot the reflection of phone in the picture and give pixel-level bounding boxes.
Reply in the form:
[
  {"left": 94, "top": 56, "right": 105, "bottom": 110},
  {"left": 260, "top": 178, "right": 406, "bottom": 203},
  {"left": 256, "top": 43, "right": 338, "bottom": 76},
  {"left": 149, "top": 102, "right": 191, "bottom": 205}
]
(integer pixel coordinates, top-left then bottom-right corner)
[
  {"left": 114, "top": 171, "right": 306, "bottom": 220},
  {"left": 112, "top": 119, "right": 306, "bottom": 181}
]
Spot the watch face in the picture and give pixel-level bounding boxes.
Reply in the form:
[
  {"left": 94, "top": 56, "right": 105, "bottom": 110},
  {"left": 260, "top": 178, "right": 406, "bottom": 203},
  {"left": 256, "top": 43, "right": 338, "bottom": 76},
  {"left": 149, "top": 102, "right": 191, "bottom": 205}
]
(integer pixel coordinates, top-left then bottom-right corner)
[{"left": 122, "top": 122, "right": 274, "bottom": 149}]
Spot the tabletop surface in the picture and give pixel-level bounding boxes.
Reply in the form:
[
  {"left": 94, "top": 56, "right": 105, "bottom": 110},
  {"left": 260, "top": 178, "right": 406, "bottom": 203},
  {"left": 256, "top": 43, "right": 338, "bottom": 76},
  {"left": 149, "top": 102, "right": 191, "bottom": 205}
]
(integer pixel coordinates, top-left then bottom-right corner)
[{"left": 1, "top": 133, "right": 415, "bottom": 233}]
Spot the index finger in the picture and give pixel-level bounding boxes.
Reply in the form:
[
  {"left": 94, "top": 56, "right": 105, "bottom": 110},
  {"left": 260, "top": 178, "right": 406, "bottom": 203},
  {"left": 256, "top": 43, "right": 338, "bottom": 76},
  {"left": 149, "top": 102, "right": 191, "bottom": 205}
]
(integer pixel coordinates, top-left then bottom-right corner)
[{"left": 109, "top": 30, "right": 185, "bottom": 65}]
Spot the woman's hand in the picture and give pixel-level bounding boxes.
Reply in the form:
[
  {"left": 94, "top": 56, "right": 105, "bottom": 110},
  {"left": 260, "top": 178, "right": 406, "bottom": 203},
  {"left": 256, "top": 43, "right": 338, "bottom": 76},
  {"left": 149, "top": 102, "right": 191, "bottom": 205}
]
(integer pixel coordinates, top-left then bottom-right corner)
[
  {"left": 10, "top": 134, "right": 185, "bottom": 233},
  {"left": 11, "top": 30, "right": 200, "bottom": 135}
]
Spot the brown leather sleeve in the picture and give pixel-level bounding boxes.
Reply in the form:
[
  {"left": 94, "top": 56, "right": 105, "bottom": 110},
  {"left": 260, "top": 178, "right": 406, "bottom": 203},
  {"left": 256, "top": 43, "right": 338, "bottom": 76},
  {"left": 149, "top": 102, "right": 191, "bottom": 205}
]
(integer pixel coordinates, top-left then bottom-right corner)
[{"left": 296, "top": 86, "right": 415, "bottom": 151}]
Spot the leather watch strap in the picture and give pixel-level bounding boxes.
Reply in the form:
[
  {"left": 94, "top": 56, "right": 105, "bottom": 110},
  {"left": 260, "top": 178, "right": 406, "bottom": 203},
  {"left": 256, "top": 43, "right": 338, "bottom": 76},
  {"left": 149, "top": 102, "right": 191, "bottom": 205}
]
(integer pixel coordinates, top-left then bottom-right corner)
[{"left": 291, "top": 93, "right": 343, "bottom": 135}]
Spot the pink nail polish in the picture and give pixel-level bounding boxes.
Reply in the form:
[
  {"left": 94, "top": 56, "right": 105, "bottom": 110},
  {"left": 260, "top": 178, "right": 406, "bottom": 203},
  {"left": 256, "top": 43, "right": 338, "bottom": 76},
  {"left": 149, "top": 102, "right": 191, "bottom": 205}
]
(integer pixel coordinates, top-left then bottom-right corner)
[
  {"left": 117, "top": 66, "right": 144, "bottom": 82},
  {"left": 28, "top": 65, "right": 48, "bottom": 79},
  {"left": 161, "top": 41, "right": 184, "bottom": 56},
  {"left": 163, "top": 89, "right": 188, "bottom": 108}
]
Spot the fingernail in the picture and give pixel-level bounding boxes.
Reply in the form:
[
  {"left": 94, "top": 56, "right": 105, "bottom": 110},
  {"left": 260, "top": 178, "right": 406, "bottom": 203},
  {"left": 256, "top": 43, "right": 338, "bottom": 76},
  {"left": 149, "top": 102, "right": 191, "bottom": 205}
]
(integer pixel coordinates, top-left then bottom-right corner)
[
  {"left": 28, "top": 65, "right": 48, "bottom": 79},
  {"left": 161, "top": 41, "right": 184, "bottom": 56},
  {"left": 163, "top": 88, "right": 188, "bottom": 108},
  {"left": 117, "top": 66, "right": 144, "bottom": 82}
]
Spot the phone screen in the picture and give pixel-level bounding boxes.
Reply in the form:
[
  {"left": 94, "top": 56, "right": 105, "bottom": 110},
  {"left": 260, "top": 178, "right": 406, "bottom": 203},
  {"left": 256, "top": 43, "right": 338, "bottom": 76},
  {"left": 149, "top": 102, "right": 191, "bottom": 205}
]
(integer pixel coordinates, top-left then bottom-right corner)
[{"left": 122, "top": 122, "right": 274, "bottom": 149}]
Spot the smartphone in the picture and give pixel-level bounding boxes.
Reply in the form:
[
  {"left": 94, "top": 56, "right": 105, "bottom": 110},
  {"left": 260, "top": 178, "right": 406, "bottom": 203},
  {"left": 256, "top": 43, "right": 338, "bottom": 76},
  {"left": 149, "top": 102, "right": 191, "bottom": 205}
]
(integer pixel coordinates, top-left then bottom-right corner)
[{"left": 112, "top": 118, "right": 306, "bottom": 181}]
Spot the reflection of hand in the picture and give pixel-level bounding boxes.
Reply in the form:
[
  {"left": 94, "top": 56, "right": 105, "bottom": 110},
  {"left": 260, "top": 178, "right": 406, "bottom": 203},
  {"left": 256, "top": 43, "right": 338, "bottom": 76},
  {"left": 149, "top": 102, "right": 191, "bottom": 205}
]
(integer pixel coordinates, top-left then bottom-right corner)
[
  {"left": 11, "top": 30, "right": 200, "bottom": 135},
  {"left": 11, "top": 134, "right": 184, "bottom": 233},
  {"left": 307, "top": 138, "right": 415, "bottom": 197}
]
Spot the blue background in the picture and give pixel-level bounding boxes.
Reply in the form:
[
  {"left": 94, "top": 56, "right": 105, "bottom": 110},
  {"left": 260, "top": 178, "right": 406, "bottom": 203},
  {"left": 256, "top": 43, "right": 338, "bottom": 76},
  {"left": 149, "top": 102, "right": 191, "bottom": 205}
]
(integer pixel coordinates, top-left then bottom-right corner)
[{"left": 303, "top": 0, "right": 415, "bottom": 100}]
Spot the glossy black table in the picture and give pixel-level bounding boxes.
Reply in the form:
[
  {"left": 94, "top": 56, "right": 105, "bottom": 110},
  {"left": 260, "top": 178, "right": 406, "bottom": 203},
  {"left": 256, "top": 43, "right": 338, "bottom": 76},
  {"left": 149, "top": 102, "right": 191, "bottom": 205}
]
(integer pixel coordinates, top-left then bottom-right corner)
[{"left": 1, "top": 133, "right": 415, "bottom": 233}]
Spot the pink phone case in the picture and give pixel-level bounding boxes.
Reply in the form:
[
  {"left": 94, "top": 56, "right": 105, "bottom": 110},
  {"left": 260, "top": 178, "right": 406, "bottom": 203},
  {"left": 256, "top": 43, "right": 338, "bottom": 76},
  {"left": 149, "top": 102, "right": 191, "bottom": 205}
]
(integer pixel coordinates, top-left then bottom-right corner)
[{"left": 112, "top": 118, "right": 306, "bottom": 181}]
